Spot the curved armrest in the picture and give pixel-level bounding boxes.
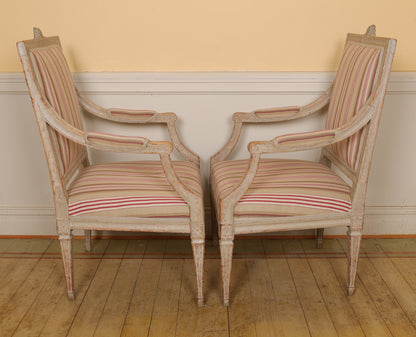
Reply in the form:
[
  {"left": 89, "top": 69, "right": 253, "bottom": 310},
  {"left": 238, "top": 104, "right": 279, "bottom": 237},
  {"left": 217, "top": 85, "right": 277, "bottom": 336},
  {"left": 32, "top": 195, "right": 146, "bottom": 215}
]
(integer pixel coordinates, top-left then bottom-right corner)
[
  {"left": 211, "top": 86, "right": 332, "bottom": 163},
  {"left": 77, "top": 89, "right": 162, "bottom": 123},
  {"left": 249, "top": 104, "right": 376, "bottom": 154},
  {"left": 76, "top": 89, "right": 200, "bottom": 164},
  {"left": 235, "top": 85, "right": 332, "bottom": 123},
  {"left": 86, "top": 132, "right": 174, "bottom": 154},
  {"left": 38, "top": 96, "right": 173, "bottom": 155},
  {"left": 108, "top": 108, "right": 158, "bottom": 122}
]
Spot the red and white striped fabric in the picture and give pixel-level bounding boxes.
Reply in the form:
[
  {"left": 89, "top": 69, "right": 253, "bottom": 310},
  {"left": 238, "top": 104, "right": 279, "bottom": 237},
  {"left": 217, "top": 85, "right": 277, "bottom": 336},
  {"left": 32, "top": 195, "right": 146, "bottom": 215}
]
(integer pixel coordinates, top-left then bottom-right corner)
[
  {"left": 211, "top": 158, "right": 351, "bottom": 217},
  {"left": 68, "top": 161, "right": 202, "bottom": 217},
  {"left": 326, "top": 42, "right": 382, "bottom": 170},
  {"left": 254, "top": 106, "right": 300, "bottom": 120},
  {"left": 86, "top": 132, "right": 149, "bottom": 151},
  {"left": 30, "top": 46, "right": 84, "bottom": 174}
]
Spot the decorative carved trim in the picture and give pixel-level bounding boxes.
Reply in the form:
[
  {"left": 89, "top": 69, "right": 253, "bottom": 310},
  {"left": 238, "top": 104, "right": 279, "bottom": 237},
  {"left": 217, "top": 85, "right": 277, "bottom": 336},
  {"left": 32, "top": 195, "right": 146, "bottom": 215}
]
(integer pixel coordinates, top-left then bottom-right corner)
[
  {"left": 365, "top": 25, "right": 376, "bottom": 37},
  {"left": 33, "top": 27, "right": 44, "bottom": 39}
]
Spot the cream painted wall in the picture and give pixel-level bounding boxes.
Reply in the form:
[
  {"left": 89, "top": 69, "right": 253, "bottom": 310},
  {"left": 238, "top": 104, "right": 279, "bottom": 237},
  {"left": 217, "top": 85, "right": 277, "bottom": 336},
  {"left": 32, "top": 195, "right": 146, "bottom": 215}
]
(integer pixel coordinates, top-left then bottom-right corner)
[{"left": 1, "top": 0, "right": 415, "bottom": 72}]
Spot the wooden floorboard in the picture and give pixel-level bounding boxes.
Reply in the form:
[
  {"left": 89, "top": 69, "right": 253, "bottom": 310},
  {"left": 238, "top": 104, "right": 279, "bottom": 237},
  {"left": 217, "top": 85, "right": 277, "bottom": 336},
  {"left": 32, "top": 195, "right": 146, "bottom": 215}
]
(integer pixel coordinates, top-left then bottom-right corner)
[
  {"left": 228, "top": 259, "right": 257, "bottom": 337},
  {"left": 288, "top": 258, "right": 338, "bottom": 337},
  {"left": 39, "top": 259, "right": 104, "bottom": 337},
  {"left": 266, "top": 257, "right": 310, "bottom": 337},
  {"left": 175, "top": 259, "right": 228, "bottom": 337},
  {"left": 67, "top": 240, "right": 128, "bottom": 337},
  {"left": 1, "top": 238, "right": 416, "bottom": 336},
  {"left": 121, "top": 258, "right": 164, "bottom": 337},
  {"left": 0, "top": 259, "right": 58, "bottom": 336},
  {"left": 301, "top": 239, "right": 365, "bottom": 337},
  {"left": 307, "top": 258, "right": 365, "bottom": 337},
  {"left": 147, "top": 259, "right": 183, "bottom": 337}
]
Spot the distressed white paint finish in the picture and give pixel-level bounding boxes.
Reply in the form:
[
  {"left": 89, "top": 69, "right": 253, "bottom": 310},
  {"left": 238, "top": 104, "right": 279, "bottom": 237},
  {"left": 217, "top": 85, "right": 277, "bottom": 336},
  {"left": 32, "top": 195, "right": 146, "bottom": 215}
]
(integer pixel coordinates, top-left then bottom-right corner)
[{"left": 1, "top": 71, "right": 416, "bottom": 235}]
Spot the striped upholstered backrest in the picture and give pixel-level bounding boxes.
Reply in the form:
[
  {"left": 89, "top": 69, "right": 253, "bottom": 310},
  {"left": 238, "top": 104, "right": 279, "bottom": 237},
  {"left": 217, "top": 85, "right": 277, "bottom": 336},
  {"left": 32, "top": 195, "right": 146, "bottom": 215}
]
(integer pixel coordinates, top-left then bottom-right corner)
[
  {"left": 30, "top": 46, "right": 84, "bottom": 174},
  {"left": 326, "top": 42, "right": 382, "bottom": 171}
]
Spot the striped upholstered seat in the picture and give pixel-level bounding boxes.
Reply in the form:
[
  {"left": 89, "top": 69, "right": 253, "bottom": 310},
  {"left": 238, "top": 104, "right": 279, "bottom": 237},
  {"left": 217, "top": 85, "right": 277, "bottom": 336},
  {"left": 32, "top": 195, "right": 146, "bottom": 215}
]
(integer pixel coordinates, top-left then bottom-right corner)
[
  {"left": 211, "top": 158, "right": 351, "bottom": 217},
  {"left": 68, "top": 161, "right": 202, "bottom": 218}
]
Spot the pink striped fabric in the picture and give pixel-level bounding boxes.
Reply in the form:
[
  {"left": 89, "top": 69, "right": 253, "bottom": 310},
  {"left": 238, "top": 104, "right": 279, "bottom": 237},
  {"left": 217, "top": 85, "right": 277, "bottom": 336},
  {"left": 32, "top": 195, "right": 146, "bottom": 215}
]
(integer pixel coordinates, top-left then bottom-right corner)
[
  {"left": 276, "top": 130, "right": 336, "bottom": 147},
  {"left": 68, "top": 161, "right": 202, "bottom": 217},
  {"left": 211, "top": 159, "right": 351, "bottom": 216},
  {"left": 31, "top": 46, "right": 84, "bottom": 173},
  {"left": 326, "top": 42, "right": 382, "bottom": 170},
  {"left": 254, "top": 106, "right": 300, "bottom": 119},
  {"left": 87, "top": 132, "right": 149, "bottom": 150}
]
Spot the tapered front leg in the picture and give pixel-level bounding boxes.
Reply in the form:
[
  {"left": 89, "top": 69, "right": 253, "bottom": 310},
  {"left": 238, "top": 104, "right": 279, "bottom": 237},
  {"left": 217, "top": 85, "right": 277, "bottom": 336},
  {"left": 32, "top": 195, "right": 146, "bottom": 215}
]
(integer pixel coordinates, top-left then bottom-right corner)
[
  {"left": 59, "top": 234, "right": 75, "bottom": 299},
  {"left": 220, "top": 224, "right": 234, "bottom": 306},
  {"left": 191, "top": 223, "right": 205, "bottom": 307},
  {"left": 192, "top": 240, "right": 205, "bottom": 307},
  {"left": 347, "top": 227, "right": 362, "bottom": 295}
]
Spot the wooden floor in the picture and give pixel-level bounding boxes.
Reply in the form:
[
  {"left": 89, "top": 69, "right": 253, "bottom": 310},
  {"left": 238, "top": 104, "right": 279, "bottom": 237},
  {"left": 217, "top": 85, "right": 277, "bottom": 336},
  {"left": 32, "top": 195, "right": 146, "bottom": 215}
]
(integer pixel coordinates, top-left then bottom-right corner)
[{"left": 1, "top": 237, "right": 416, "bottom": 336}]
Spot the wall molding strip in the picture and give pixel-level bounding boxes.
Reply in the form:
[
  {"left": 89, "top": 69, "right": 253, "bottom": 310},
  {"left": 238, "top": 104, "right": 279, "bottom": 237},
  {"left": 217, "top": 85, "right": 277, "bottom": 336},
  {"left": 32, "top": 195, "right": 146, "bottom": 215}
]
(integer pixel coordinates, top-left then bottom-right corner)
[{"left": 1, "top": 72, "right": 416, "bottom": 95}]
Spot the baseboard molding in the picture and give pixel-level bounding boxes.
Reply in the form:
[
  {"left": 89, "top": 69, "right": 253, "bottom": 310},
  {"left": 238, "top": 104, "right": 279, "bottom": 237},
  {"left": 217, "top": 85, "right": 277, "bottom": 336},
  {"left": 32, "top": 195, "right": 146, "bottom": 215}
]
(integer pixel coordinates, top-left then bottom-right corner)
[{"left": 1, "top": 205, "right": 415, "bottom": 236}]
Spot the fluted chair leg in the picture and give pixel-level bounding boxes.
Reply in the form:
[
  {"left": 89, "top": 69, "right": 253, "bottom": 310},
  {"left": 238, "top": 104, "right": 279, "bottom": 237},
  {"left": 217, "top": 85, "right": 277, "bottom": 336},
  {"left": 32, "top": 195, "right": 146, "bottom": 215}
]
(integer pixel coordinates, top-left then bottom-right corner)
[
  {"left": 192, "top": 239, "right": 205, "bottom": 307},
  {"left": 59, "top": 235, "right": 75, "bottom": 300},
  {"left": 347, "top": 228, "right": 362, "bottom": 295},
  {"left": 220, "top": 240, "right": 233, "bottom": 306},
  {"left": 219, "top": 223, "right": 234, "bottom": 306}
]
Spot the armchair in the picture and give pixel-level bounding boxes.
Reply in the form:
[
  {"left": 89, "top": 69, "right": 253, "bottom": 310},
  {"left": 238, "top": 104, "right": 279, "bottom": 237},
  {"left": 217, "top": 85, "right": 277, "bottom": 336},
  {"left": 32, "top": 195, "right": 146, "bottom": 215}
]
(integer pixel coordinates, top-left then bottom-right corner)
[
  {"left": 210, "top": 26, "right": 396, "bottom": 306},
  {"left": 17, "top": 28, "right": 205, "bottom": 306}
]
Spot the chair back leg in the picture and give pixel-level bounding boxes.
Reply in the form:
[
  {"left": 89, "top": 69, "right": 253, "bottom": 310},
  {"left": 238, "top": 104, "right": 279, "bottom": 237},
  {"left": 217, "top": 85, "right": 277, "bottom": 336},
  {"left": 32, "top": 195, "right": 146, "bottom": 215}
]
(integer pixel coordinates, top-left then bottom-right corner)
[
  {"left": 84, "top": 230, "right": 92, "bottom": 252},
  {"left": 316, "top": 228, "right": 324, "bottom": 248}
]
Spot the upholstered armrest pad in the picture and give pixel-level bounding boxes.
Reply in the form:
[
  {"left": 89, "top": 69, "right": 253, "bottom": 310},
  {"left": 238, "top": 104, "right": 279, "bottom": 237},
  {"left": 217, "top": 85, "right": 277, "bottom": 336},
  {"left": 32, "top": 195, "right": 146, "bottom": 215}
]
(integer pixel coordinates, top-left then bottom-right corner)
[
  {"left": 253, "top": 106, "right": 301, "bottom": 120},
  {"left": 86, "top": 132, "right": 150, "bottom": 151},
  {"left": 274, "top": 130, "right": 336, "bottom": 149},
  {"left": 233, "top": 106, "right": 301, "bottom": 123},
  {"left": 109, "top": 108, "right": 157, "bottom": 122}
]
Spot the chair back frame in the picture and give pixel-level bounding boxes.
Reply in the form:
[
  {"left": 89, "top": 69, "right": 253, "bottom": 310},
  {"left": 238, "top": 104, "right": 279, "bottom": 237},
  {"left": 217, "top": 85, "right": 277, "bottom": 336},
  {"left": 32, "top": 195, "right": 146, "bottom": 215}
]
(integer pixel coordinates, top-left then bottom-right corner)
[{"left": 323, "top": 31, "right": 396, "bottom": 222}]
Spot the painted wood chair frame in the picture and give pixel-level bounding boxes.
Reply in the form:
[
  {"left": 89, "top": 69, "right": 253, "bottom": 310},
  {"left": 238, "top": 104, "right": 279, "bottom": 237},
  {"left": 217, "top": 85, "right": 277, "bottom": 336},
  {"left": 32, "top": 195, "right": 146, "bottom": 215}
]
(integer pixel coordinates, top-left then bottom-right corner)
[
  {"left": 210, "top": 26, "right": 396, "bottom": 306},
  {"left": 17, "top": 28, "right": 205, "bottom": 306}
]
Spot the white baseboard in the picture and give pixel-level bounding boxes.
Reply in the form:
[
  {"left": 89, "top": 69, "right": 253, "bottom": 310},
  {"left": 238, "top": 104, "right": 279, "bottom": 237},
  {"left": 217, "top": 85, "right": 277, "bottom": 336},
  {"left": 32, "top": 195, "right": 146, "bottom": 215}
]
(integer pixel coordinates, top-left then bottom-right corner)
[{"left": 1, "top": 206, "right": 415, "bottom": 236}]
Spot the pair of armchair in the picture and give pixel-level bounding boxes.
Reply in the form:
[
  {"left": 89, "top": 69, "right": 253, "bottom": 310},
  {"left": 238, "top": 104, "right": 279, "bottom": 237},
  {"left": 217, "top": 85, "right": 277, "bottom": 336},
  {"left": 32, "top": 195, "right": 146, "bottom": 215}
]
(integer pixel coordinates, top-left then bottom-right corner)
[{"left": 17, "top": 26, "right": 396, "bottom": 307}]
